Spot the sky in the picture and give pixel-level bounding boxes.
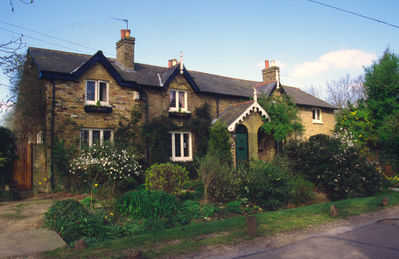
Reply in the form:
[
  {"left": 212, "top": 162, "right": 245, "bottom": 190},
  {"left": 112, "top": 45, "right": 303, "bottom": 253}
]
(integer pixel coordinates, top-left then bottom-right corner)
[{"left": 1, "top": 0, "right": 399, "bottom": 120}]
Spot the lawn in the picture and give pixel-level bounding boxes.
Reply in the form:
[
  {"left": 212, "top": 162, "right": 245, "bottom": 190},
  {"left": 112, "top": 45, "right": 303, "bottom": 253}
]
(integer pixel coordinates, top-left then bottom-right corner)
[{"left": 43, "top": 190, "right": 399, "bottom": 258}]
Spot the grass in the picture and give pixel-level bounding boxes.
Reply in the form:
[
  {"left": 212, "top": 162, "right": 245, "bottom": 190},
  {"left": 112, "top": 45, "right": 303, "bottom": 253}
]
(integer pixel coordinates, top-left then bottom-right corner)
[{"left": 43, "top": 191, "right": 399, "bottom": 259}]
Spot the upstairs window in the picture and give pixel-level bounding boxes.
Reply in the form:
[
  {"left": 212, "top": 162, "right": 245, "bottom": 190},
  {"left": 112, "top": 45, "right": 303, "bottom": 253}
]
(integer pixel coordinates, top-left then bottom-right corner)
[
  {"left": 170, "top": 131, "right": 192, "bottom": 161},
  {"left": 169, "top": 90, "right": 187, "bottom": 112},
  {"left": 312, "top": 108, "right": 322, "bottom": 123},
  {"left": 86, "top": 80, "right": 108, "bottom": 105},
  {"left": 80, "top": 128, "right": 113, "bottom": 147}
]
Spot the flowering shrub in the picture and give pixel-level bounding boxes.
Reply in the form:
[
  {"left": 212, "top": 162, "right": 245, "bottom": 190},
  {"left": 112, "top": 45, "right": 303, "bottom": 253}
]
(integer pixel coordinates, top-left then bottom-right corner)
[
  {"left": 384, "top": 174, "right": 399, "bottom": 187},
  {"left": 294, "top": 134, "right": 382, "bottom": 200},
  {"left": 69, "top": 143, "right": 142, "bottom": 193},
  {"left": 145, "top": 163, "right": 188, "bottom": 195}
]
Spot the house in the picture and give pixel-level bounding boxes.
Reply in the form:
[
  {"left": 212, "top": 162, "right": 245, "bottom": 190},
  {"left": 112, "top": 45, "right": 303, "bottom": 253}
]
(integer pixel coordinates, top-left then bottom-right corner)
[{"left": 14, "top": 29, "right": 336, "bottom": 191}]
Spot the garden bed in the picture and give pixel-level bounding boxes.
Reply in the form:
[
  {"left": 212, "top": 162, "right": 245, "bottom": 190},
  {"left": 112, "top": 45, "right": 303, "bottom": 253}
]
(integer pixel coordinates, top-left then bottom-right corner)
[{"left": 42, "top": 191, "right": 399, "bottom": 259}]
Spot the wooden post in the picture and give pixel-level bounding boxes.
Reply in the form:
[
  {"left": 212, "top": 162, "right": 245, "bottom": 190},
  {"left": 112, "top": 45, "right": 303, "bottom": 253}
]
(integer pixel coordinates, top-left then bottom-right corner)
[{"left": 246, "top": 215, "right": 257, "bottom": 237}]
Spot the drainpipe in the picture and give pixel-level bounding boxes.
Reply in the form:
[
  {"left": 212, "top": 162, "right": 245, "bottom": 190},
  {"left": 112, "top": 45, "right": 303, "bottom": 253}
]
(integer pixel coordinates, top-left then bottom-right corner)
[{"left": 50, "top": 80, "right": 55, "bottom": 191}]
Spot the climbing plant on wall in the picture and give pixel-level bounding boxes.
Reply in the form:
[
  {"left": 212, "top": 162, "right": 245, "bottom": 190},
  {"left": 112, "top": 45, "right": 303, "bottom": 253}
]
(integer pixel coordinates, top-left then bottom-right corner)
[{"left": 258, "top": 93, "right": 303, "bottom": 144}]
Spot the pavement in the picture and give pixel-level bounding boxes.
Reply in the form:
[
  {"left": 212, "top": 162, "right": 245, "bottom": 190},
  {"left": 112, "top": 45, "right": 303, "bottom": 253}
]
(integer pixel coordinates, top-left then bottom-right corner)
[
  {"left": 0, "top": 228, "right": 66, "bottom": 258},
  {"left": 236, "top": 218, "right": 399, "bottom": 259}
]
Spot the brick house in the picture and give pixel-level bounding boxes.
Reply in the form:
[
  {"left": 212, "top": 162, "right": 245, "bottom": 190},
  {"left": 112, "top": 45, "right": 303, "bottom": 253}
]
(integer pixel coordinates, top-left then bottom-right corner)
[{"left": 15, "top": 29, "right": 336, "bottom": 191}]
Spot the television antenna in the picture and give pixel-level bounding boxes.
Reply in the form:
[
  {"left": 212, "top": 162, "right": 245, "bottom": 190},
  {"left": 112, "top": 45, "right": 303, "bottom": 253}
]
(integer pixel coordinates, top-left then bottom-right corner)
[{"left": 111, "top": 17, "right": 129, "bottom": 30}]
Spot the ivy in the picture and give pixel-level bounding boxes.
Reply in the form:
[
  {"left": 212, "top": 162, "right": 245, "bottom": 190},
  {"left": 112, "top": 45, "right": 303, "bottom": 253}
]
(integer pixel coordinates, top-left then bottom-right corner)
[{"left": 258, "top": 93, "right": 303, "bottom": 143}]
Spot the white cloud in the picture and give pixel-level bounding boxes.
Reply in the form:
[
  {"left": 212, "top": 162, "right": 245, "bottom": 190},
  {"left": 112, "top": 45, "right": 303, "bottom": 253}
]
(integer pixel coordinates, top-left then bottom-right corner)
[{"left": 290, "top": 49, "right": 376, "bottom": 78}]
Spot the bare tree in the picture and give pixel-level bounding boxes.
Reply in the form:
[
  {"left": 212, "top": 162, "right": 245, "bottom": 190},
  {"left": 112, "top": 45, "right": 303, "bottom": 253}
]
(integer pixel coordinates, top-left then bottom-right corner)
[
  {"left": 326, "top": 74, "right": 365, "bottom": 109},
  {"left": 306, "top": 84, "right": 323, "bottom": 99}
]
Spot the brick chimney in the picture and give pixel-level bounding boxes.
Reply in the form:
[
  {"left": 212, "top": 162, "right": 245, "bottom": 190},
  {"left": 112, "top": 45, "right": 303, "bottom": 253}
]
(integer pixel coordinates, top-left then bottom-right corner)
[
  {"left": 116, "top": 29, "right": 135, "bottom": 70},
  {"left": 262, "top": 59, "right": 280, "bottom": 83}
]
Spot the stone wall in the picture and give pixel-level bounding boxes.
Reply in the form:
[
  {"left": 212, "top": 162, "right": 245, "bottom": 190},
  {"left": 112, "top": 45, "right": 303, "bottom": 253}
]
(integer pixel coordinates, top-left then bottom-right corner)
[
  {"left": 143, "top": 75, "right": 245, "bottom": 121},
  {"left": 32, "top": 144, "right": 49, "bottom": 192},
  {"left": 46, "top": 62, "right": 138, "bottom": 147}
]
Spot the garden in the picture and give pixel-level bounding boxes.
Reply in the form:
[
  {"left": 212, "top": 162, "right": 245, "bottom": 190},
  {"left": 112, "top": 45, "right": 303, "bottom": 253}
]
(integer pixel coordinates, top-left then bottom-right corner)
[{"left": 1, "top": 49, "right": 399, "bottom": 258}]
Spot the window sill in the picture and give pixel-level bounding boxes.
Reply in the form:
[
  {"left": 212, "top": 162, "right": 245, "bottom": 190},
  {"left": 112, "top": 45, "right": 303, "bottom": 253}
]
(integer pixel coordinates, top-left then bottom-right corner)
[
  {"left": 312, "top": 120, "right": 324, "bottom": 124},
  {"left": 84, "top": 104, "right": 113, "bottom": 113},
  {"left": 168, "top": 111, "right": 192, "bottom": 119},
  {"left": 170, "top": 157, "right": 193, "bottom": 162}
]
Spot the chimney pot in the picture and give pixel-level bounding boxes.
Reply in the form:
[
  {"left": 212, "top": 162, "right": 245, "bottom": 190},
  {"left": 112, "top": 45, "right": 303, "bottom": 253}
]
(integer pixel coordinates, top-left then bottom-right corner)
[
  {"left": 271, "top": 60, "right": 276, "bottom": 67},
  {"left": 168, "top": 60, "right": 172, "bottom": 68},
  {"left": 265, "top": 60, "right": 269, "bottom": 68},
  {"left": 120, "top": 29, "right": 131, "bottom": 39}
]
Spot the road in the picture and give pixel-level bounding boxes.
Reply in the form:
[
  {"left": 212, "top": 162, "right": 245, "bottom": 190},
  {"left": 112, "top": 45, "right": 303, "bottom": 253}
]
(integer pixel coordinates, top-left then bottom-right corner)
[{"left": 237, "top": 218, "right": 399, "bottom": 259}]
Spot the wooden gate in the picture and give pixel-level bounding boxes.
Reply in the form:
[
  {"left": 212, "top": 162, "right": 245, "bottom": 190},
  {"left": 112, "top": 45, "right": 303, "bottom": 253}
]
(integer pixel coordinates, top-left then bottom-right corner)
[{"left": 12, "top": 143, "right": 32, "bottom": 191}]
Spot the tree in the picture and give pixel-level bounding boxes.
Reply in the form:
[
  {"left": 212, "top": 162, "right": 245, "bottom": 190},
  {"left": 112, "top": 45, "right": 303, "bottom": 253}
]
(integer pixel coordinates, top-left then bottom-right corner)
[
  {"left": 258, "top": 93, "right": 303, "bottom": 150},
  {"left": 326, "top": 74, "right": 365, "bottom": 109},
  {"left": 364, "top": 49, "right": 399, "bottom": 124},
  {"left": 207, "top": 121, "right": 232, "bottom": 166}
]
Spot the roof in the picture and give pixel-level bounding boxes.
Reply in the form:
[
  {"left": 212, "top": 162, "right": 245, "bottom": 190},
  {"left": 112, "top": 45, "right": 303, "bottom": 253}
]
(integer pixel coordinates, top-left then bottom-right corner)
[
  {"left": 255, "top": 81, "right": 336, "bottom": 109},
  {"left": 29, "top": 47, "right": 255, "bottom": 98},
  {"left": 216, "top": 99, "right": 269, "bottom": 131},
  {"left": 28, "top": 47, "right": 336, "bottom": 109}
]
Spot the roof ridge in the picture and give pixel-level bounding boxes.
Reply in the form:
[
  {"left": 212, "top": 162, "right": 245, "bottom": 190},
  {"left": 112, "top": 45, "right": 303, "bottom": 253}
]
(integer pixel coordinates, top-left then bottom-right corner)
[
  {"left": 189, "top": 69, "right": 260, "bottom": 83},
  {"left": 231, "top": 100, "right": 254, "bottom": 106},
  {"left": 29, "top": 47, "right": 93, "bottom": 58},
  {"left": 253, "top": 80, "right": 276, "bottom": 88}
]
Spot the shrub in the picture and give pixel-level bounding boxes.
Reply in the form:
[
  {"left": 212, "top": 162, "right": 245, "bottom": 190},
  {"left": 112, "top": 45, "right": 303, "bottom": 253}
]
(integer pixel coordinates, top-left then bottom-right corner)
[
  {"left": 45, "top": 199, "right": 124, "bottom": 244},
  {"left": 145, "top": 163, "right": 188, "bottom": 196},
  {"left": 199, "top": 204, "right": 218, "bottom": 218},
  {"left": 0, "top": 190, "right": 18, "bottom": 202},
  {"left": 0, "top": 127, "right": 17, "bottom": 189},
  {"left": 295, "top": 134, "right": 382, "bottom": 200},
  {"left": 292, "top": 175, "right": 316, "bottom": 205},
  {"left": 196, "top": 154, "right": 234, "bottom": 203},
  {"left": 116, "top": 190, "right": 178, "bottom": 221},
  {"left": 176, "top": 200, "right": 201, "bottom": 225},
  {"left": 207, "top": 121, "right": 232, "bottom": 165},
  {"left": 239, "top": 161, "right": 294, "bottom": 210},
  {"left": 69, "top": 143, "right": 142, "bottom": 193},
  {"left": 225, "top": 200, "right": 242, "bottom": 214}
]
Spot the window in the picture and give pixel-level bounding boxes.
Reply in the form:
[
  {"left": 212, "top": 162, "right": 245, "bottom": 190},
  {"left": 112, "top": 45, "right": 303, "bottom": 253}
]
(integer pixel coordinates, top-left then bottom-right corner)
[
  {"left": 170, "top": 132, "right": 192, "bottom": 161},
  {"left": 312, "top": 108, "right": 322, "bottom": 123},
  {"left": 85, "top": 80, "right": 109, "bottom": 105},
  {"left": 169, "top": 90, "right": 187, "bottom": 112},
  {"left": 80, "top": 128, "right": 113, "bottom": 147}
]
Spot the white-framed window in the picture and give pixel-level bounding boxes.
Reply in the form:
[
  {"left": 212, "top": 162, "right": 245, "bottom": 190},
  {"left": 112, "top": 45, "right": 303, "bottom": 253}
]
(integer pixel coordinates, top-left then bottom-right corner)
[
  {"left": 85, "top": 80, "right": 109, "bottom": 105},
  {"left": 312, "top": 108, "right": 322, "bottom": 123},
  {"left": 133, "top": 91, "right": 140, "bottom": 100},
  {"left": 169, "top": 89, "right": 188, "bottom": 112},
  {"left": 170, "top": 131, "right": 192, "bottom": 161},
  {"left": 80, "top": 128, "right": 113, "bottom": 147}
]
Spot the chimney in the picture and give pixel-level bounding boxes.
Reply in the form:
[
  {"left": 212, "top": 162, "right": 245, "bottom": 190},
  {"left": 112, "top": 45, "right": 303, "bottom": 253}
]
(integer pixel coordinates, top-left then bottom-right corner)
[
  {"left": 168, "top": 59, "right": 177, "bottom": 68},
  {"left": 116, "top": 29, "right": 135, "bottom": 70},
  {"left": 262, "top": 59, "right": 280, "bottom": 84}
]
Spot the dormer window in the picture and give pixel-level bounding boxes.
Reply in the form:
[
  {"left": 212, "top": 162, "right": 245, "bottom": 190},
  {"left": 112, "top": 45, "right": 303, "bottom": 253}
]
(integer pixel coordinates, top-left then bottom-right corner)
[
  {"left": 86, "top": 80, "right": 109, "bottom": 105},
  {"left": 312, "top": 108, "right": 322, "bottom": 123},
  {"left": 169, "top": 90, "right": 187, "bottom": 112}
]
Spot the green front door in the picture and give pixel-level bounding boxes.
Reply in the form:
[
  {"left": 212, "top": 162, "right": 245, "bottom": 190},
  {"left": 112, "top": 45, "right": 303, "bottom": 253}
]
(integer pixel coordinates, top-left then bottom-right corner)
[{"left": 236, "top": 125, "right": 248, "bottom": 164}]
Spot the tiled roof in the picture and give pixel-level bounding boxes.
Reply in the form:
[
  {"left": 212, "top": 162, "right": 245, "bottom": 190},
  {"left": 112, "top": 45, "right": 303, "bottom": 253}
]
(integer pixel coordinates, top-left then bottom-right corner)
[
  {"left": 216, "top": 101, "right": 255, "bottom": 127},
  {"left": 28, "top": 47, "right": 336, "bottom": 109}
]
